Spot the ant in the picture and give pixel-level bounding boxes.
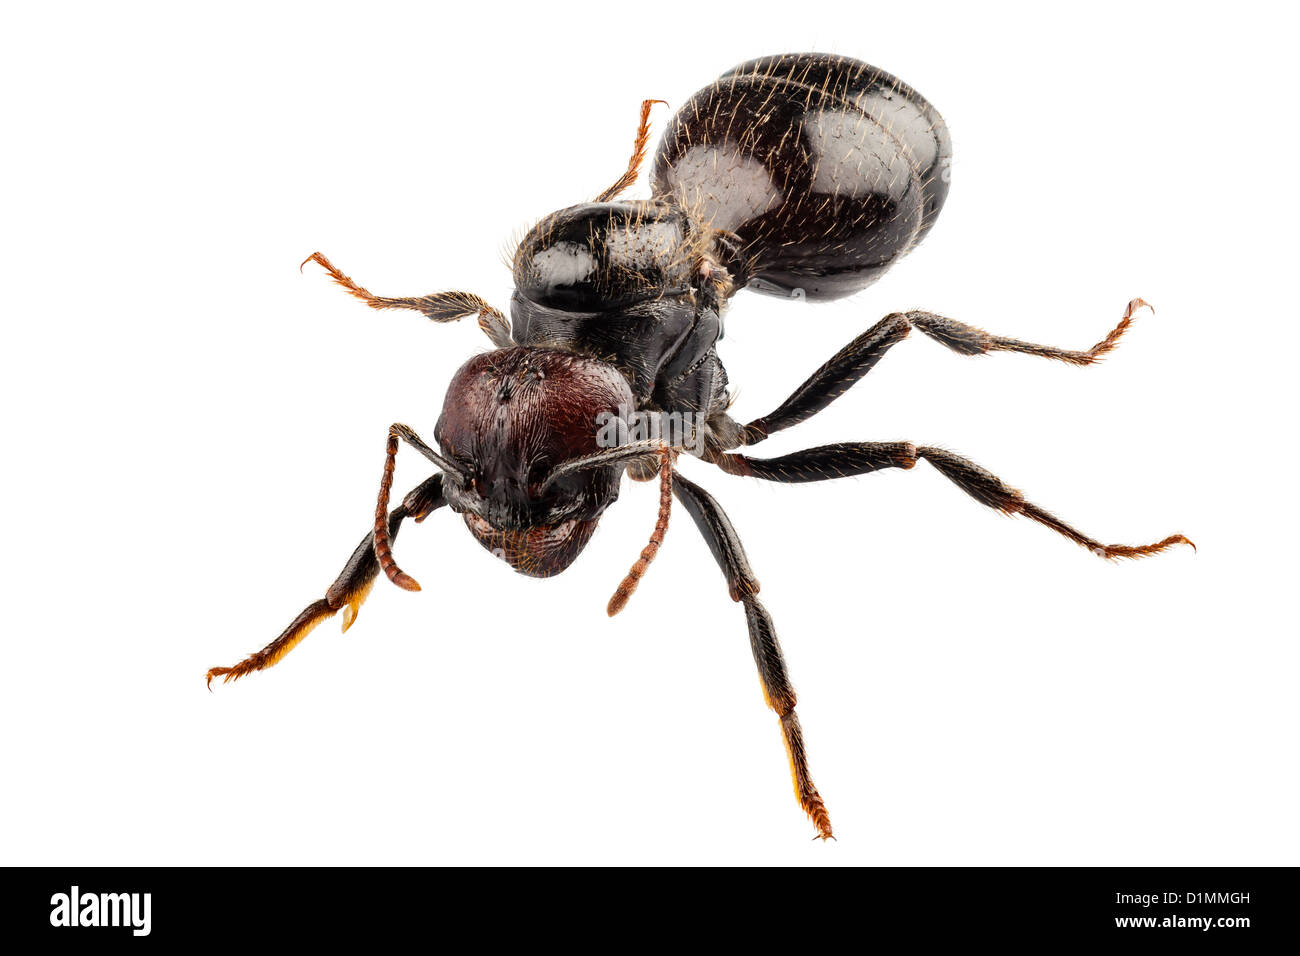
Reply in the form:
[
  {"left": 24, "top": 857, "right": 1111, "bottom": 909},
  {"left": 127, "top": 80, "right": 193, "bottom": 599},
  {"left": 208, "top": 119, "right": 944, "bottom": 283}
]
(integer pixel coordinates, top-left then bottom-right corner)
[{"left": 208, "top": 53, "right": 1193, "bottom": 840}]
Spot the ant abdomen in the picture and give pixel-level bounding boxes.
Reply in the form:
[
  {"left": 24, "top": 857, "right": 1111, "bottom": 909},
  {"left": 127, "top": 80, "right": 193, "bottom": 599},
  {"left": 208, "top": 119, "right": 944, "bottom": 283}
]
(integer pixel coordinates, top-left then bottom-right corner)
[{"left": 651, "top": 52, "right": 952, "bottom": 302}]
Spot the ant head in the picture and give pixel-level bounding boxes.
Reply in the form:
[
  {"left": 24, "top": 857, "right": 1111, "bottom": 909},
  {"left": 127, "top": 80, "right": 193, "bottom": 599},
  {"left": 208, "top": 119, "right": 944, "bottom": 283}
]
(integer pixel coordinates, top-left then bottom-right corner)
[{"left": 435, "top": 347, "right": 638, "bottom": 577}]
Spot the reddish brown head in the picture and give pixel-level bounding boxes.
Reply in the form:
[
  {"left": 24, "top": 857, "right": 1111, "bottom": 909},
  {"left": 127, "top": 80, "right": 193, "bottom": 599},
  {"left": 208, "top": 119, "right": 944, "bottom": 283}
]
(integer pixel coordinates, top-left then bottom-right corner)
[{"left": 434, "top": 347, "right": 636, "bottom": 577}]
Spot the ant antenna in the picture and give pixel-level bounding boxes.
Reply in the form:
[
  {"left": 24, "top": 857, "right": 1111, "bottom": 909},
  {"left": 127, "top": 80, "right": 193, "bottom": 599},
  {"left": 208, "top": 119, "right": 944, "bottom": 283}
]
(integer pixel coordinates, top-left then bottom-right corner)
[{"left": 607, "top": 446, "right": 673, "bottom": 616}]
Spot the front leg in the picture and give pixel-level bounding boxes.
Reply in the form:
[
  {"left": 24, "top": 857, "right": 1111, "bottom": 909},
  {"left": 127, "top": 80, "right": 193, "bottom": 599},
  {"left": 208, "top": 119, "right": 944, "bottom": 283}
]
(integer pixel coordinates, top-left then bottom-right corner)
[
  {"left": 595, "top": 98, "right": 667, "bottom": 202},
  {"left": 206, "top": 474, "right": 445, "bottom": 687},
  {"left": 673, "top": 471, "right": 833, "bottom": 840},
  {"left": 301, "top": 252, "right": 514, "bottom": 349}
]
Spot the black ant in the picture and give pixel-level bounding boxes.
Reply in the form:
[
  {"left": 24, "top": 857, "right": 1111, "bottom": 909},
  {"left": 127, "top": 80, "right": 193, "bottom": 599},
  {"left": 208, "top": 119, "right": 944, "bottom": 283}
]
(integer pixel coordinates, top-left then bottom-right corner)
[{"left": 208, "top": 53, "right": 1193, "bottom": 840}]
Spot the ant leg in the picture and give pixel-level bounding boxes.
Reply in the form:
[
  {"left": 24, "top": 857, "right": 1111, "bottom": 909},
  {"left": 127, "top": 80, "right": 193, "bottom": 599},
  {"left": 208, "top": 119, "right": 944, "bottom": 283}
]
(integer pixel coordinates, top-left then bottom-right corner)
[
  {"left": 906, "top": 298, "right": 1150, "bottom": 366},
  {"left": 742, "top": 298, "right": 1152, "bottom": 444},
  {"left": 301, "top": 252, "right": 514, "bottom": 349},
  {"left": 673, "top": 472, "right": 833, "bottom": 840},
  {"left": 595, "top": 99, "right": 667, "bottom": 202},
  {"left": 205, "top": 475, "right": 446, "bottom": 687},
  {"left": 741, "top": 314, "right": 909, "bottom": 444},
  {"left": 714, "top": 442, "right": 1194, "bottom": 561}
]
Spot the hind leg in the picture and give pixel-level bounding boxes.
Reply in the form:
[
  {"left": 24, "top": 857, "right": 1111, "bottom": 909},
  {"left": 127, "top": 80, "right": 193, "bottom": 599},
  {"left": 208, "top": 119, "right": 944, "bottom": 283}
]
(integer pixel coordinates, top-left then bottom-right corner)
[
  {"left": 741, "top": 298, "right": 1153, "bottom": 445},
  {"left": 205, "top": 474, "right": 446, "bottom": 687}
]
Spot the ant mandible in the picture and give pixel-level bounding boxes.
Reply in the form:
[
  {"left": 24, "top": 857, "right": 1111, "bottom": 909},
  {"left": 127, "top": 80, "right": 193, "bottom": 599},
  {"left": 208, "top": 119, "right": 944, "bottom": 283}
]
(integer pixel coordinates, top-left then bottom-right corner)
[{"left": 208, "top": 53, "right": 1193, "bottom": 841}]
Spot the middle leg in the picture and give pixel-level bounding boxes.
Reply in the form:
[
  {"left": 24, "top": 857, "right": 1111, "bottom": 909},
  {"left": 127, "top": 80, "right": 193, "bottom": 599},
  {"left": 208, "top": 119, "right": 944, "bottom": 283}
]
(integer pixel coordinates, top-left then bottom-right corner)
[{"left": 713, "top": 441, "right": 1193, "bottom": 561}]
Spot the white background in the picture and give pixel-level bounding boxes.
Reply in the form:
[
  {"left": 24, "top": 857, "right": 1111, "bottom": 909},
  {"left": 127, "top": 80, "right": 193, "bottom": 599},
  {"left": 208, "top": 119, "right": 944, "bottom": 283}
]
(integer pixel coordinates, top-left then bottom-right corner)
[{"left": 3, "top": 1, "right": 1296, "bottom": 866}]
